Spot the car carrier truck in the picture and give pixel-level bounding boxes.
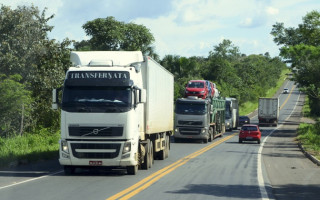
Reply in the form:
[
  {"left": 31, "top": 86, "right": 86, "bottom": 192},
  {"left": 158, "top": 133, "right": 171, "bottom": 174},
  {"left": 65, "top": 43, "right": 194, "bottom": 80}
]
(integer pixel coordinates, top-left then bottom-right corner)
[
  {"left": 173, "top": 96, "right": 225, "bottom": 143},
  {"left": 52, "top": 51, "right": 174, "bottom": 175},
  {"left": 258, "top": 97, "right": 279, "bottom": 126}
]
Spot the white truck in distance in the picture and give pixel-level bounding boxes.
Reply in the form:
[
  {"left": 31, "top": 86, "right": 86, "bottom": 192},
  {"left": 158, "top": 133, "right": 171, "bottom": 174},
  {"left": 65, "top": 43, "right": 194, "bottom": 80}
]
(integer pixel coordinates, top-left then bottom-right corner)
[
  {"left": 52, "top": 51, "right": 174, "bottom": 175},
  {"left": 258, "top": 97, "right": 280, "bottom": 127}
]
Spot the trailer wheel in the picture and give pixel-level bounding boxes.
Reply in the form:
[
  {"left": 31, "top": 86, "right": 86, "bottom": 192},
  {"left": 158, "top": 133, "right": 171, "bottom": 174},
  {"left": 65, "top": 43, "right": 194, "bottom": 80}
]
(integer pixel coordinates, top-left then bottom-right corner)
[
  {"left": 127, "top": 165, "right": 138, "bottom": 175},
  {"left": 141, "top": 139, "right": 151, "bottom": 170}
]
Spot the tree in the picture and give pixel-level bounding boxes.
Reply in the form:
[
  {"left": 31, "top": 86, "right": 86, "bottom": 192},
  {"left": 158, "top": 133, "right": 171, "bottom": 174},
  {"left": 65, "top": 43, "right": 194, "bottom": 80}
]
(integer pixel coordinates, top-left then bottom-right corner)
[
  {"left": 0, "top": 5, "right": 71, "bottom": 133},
  {"left": 0, "top": 74, "right": 32, "bottom": 137},
  {"left": 271, "top": 10, "right": 320, "bottom": 115},
  {"left": 76, "top": 16, "right": 158, "bottom": 59}
]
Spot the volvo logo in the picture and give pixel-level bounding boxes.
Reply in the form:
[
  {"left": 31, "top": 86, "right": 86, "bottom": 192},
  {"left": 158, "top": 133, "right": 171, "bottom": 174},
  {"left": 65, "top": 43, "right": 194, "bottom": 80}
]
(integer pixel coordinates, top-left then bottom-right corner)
[{"left": 92, "top": 129, "right": 99, "bottom": 135}]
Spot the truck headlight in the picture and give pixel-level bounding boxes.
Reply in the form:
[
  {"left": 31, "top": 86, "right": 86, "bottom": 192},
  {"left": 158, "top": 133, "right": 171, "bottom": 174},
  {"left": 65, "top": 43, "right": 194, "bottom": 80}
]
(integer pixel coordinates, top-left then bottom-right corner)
[
  {"left": 175, "top": 128, "right": 179, "bottom": 133},
  {"left": 61, "top": 140, "right": 69, "bottom": 154},
  {"left": 122, "top": 141, "right": 131, "bottom": 154},
  {"left": 200, "top": 91, "right": 205, "bottom": 94},
  {"left": 201, "top": 128, "right": 207, "bottom": 134}
]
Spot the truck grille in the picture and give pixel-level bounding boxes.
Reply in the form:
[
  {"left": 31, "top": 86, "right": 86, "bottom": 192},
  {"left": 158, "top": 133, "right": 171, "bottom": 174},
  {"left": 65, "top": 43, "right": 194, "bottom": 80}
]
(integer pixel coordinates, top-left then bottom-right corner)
[
  {"left": 70, "top": 143, "right": 121, "bottom": 159},
  {"left": 178, "top": 120, "right": 202, "bottom": 126},
  {"left": 179, "top": 128, "right": 201, "bottom": 135},
  {"left": 69, "top": 126, "right": 123, "bottom": 137}
]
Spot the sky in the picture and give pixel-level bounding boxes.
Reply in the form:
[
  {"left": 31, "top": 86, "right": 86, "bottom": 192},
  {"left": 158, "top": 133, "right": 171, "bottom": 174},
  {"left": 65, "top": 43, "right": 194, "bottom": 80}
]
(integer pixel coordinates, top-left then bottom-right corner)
[{"left": 1, "top": 0, "right": 319, "bottom": 59}]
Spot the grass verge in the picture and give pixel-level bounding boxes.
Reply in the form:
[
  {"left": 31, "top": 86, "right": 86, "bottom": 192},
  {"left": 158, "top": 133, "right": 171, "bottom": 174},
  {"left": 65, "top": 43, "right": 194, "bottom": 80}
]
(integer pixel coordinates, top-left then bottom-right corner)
[
  {"left": 297, "top": 96, "right": 320, "bottom": 160},
  {"left": 239, "top": 68, "right": 290, "bottom": 116},
  {"left": 0, "top": 128, "right": 60, "bottom": 169}
]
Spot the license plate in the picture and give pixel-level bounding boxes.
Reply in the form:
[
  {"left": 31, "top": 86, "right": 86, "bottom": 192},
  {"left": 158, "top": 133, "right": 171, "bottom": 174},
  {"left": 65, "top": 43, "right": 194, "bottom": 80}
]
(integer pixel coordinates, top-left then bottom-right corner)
[{"left": 89, "top": 161, "right": 102, "bottom": 166}]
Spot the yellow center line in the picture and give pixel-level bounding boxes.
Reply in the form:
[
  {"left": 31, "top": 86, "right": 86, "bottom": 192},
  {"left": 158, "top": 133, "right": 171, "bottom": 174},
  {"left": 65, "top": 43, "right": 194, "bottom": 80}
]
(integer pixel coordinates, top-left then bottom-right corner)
[
  {"left": 106, "top": 132, "right": 238, "bottom": 200},
  {"left": 107, "top": 85, "right": 297, "bottom": 200}
]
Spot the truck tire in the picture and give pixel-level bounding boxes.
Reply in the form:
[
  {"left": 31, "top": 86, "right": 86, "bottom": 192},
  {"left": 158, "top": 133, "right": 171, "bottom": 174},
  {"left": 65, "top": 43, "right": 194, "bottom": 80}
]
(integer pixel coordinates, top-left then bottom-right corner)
[
  {"left": 149, "top": 141, "right": 154, "bottom": 168},
  {"left": 158, "top": 137, "right": 167, "bottom": 160},
  {"left": 127, "top": 165, "right": 138, "bottom": 175},
  {"left": 165, "top": 135, "right": 170, "bottom": 158},
  {"left": 141, "top": 139, "right": 151, "bottom": 170},
  {"left": 203, "top": 137, "right": 208, "bottom": 144},
  {"left": 64, "top": 166, "right": 75, "bottom": 175},
  {"left": 208, "top": 127, "right": 213, "bottom": 142}
]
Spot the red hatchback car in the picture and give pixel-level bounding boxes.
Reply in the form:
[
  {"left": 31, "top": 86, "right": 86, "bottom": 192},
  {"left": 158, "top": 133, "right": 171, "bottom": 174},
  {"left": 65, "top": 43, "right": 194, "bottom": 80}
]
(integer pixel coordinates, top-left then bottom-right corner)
[
  {"left": 184, "top": 80, "right": 209, "bottom": 99},
  {"left": 239, "top": 124, "right": 261, "bottom": 144}
]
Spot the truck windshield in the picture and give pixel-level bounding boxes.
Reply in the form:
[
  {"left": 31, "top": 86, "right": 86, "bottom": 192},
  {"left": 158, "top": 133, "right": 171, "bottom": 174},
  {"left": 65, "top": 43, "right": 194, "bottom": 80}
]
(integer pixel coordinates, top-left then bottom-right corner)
[
  {"left": 225, "top": 102, "right": 232, "bottom": 119},
  {"left": 175, "top": 102, "right": 207, "bottom": 115},
  {"left": 62, "top": 86, "right": 132, "bottom": 113}
]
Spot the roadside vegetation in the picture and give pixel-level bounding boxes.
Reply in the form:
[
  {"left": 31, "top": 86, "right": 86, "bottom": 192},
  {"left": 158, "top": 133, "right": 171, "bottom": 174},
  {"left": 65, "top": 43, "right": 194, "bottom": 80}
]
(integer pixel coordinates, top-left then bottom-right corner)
[
  {"left": 297, "top": 96, "right": 320, "bottom": 160},
  {"left": 0, "top": 5, "right": 319, "bottom": 168},
  {"left": 239, "top": 68, "right": 290, "bottom": 116},
  {"left": 0, "top": 128, "right": 60, "bottom": 168},
  {"left": 271, "top": 10, "right": 320, "bottom": 161}
]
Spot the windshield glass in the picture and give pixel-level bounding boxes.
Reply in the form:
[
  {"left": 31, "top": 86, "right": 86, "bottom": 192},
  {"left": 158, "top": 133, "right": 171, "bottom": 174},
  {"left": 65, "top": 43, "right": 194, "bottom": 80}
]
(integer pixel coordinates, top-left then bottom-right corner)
[
  {"left": 187, "top": 82, "right": 204, "bottom": 88},
  {"left": 225, "top": 102, "right": 231, "bottom": 119},
  {"left": 62, "top": 86, "right": 132, "bottom": 113},
  {"left": 175, "top": 102, "right": 207, "bottom": 115}
]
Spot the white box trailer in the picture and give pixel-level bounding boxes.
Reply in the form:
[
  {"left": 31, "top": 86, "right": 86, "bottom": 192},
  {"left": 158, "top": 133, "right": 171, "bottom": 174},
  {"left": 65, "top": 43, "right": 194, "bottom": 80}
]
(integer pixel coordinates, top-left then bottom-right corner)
[
  {"left": 52, "top": 51, "right": 174, "bottom": 175},
  {"left": 258, "top": 97, "right": 279, "bottom": 126}
]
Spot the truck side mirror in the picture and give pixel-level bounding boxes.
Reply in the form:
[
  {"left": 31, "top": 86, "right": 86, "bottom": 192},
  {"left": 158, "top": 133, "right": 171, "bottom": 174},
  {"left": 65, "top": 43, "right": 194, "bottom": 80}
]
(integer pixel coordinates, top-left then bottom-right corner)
[{"left": 52, "top": 88, "right": 62, "bottom": 110}]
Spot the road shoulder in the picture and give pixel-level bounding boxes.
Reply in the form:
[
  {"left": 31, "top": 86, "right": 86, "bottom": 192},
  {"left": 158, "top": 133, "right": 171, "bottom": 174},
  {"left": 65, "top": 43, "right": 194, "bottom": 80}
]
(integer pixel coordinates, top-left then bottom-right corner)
[{"left": 262, "top": 93, "right": 320, "bottom": 200}]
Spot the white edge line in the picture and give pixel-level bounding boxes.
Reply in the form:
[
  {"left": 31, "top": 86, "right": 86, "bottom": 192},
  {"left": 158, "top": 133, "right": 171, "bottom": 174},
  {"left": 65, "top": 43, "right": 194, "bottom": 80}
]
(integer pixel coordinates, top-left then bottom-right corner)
[
  {"left": 0, "top": 170, "right": 63, "bottom": 190},
  {"left": 257, "top": 91, "right": 301, "bottom": 200}
]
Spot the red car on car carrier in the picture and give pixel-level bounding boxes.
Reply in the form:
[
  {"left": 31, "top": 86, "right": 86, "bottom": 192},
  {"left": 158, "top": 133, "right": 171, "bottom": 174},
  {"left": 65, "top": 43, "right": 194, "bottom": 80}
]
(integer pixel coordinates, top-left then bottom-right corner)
[
  {"left": 184, "top": 80, "right": 209, "bottom": 99},
  {"left": 238, "top": 124, "right": 261, "bottom": 144}
]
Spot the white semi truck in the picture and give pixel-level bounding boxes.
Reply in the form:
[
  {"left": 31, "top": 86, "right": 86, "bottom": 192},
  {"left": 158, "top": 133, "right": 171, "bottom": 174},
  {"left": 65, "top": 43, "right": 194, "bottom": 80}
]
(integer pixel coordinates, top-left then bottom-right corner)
[
  {"left": 52, "top": 51, "right": 174, "bottom": 175},
  {"left": 258, "top": 97, "right": 280, "bottom": 126}
]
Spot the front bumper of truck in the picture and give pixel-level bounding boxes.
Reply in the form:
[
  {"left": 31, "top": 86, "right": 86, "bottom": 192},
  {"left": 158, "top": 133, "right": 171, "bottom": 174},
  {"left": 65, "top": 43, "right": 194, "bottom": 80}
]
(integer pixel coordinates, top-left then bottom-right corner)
[
  {"left": 173, "top": 126, "right": 209, "bottom": 140},
  {"left": 58, "top": 139, "right": 138, "bottom": 167}
]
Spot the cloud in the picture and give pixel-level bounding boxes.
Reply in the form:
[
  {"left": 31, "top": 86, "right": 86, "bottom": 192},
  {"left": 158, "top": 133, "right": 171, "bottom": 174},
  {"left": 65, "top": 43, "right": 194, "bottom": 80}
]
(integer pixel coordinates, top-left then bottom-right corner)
[{"left": 266, "top": 6, "right": 279, "bottom": 15}]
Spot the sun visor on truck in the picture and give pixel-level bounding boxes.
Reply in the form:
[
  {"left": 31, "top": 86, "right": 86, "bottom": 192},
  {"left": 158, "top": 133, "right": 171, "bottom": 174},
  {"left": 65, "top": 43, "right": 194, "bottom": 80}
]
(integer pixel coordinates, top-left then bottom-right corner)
[{"left": 64, "top": 71, "right": 131, "bottom": 87}]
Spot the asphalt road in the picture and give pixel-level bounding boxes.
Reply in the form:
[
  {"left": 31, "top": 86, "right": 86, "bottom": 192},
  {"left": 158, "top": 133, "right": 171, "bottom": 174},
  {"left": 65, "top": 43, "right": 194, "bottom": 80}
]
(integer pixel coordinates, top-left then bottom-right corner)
[{"left": 0, "top": 80, "right": 319, "bottom": 200}]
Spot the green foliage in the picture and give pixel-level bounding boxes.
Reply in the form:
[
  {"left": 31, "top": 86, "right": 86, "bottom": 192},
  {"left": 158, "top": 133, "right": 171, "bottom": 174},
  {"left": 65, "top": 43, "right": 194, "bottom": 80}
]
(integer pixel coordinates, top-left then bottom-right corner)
[
  {"left": 271, "top": 10, "right": 320, "bottom": 115},
  {"left": 161, "top": 39, "right": 286, "bottom": 105},
  {"left": 75, "top": 16, "right": 158, "bottom": 59},
  {"left": 0, "top": 5, "right": 71, "bottom": 133},
  {"left": 0, "top": 127, "right": 60, "bottom": 168},
  {"left": 0, "top": 74, "right": 32, "bottom": 137},
  {"left": 297, "top": 122, "right": 320, "bottom": 160}
]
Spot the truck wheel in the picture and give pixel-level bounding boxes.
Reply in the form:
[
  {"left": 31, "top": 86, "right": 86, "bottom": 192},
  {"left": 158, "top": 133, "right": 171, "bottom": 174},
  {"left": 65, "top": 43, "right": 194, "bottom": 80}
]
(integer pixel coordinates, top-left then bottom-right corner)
[
  {"left": 165, "top": 135, "right": 170, "bottom": 158},
  {"left": 203, "top": 137, "right": 208, "bottom": 144},
  {"left": 127, "top": 165, "right": 138, "bottom": 175},
  {"left": 158, "top": 137, "right": 166, "bottom": 160},
  {"left": 239, "top": 139, "right": 242, "bottom": 143},
  {"left": 149, "top": 141, "right": 154, "bottom": 168},
  {"left": 141, "top": 139, "right": 151, "bottom": 170},
  {"left": 257, "top": 139, "right": 261, "bottom": 144},
  {"left": 64, "top": 166, "right": 75, "bottom": 175},
  {"left": 208, "top": 128, "right": 213, "bottom": 142}
]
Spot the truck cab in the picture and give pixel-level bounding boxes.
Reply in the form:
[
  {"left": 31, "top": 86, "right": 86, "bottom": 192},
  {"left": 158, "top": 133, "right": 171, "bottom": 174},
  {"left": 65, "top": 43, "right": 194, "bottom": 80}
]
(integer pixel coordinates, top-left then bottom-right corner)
[{"left": 174, "top": 97, "right": 212, "bottom": 143}]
